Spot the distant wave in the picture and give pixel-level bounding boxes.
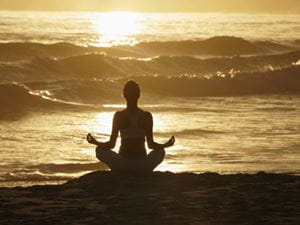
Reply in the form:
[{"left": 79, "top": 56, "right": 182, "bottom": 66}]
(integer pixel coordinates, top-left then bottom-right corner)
[
  {"left": 0, "top": 42, "right": 89, "bottom": 62},
  {"left": 0, "top": 36, "right": 297, "bottom": 62},
  {"left": 1, "top": 51, "right": 300, "bottom": 82},
  {"left": 136, "top": 36, "right": 295, "bottom": 56},
  {"left": 124, "top": 65, "right": 300, "bottom": 96},
  {"left": 59, "top": 50, "right": 300, "bottom": 78}
]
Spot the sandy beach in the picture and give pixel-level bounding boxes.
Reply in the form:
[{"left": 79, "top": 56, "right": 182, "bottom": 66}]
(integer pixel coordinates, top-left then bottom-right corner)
[{"left": 0, "top": 171, "right": 299, "bottom": 225}]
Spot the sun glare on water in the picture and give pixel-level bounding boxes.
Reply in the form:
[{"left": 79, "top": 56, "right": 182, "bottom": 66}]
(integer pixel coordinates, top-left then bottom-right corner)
[{"left": 92, "top": 11, "right": 141, "bottom": 46}]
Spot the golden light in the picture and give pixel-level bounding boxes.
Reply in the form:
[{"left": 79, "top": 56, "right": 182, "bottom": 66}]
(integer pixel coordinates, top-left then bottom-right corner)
[
  {"left": 92, "top": 11, "right": 141, "bottom": 46},
  {"left": 93, "top": 112, "right": 114, "bottom": 136},
  {"left": 88, "top": 111, "right": 166, "bottom": 139}
]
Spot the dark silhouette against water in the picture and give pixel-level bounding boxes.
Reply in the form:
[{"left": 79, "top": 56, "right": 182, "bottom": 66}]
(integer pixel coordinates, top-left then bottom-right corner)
[{"left": 87, "top": 80, "right": 175, "bottom": 172}]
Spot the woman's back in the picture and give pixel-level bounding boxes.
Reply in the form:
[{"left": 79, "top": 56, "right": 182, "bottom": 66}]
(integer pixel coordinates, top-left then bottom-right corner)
[{"left": 118, "top": 108, "right": 149, "bottom": 159}]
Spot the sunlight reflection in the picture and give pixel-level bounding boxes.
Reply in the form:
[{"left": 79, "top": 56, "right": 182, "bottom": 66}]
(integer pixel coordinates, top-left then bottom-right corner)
[
  {"left": 89, "top": 112, "right": 114, "bottom": 139},
  {"left": 152, "top": 114, "right": 165, "bottom": 135},
  {"left": 103, "top": 104, "right": 126, "bottom": 108},
  {"left": 92, "top": 12, "right": 141, "bottom": 46},
  {"left": 95, "top": 112, "right": 114, "bottom": 135},
  {"left": 89, "top": 111, "right": 166, "bottom": 138}
]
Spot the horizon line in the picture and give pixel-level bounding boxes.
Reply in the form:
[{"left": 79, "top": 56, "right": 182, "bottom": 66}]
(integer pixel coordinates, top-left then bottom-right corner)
[{"left": 0, "top": 9, "right": 299, "bottom": 15}]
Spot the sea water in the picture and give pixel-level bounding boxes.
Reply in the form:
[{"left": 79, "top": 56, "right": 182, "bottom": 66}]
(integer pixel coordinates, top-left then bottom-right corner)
[
  {"left": 0, "top": 11, "right": 300, "bottom": 186},
  {"left": 0, "top": 11, "right": 300, "bottom": 46}
]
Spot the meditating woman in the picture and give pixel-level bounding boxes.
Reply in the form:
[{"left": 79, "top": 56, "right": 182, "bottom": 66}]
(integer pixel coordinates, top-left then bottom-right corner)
[{"left": 87, "top": 80, "right": 175, "bottom": 172}]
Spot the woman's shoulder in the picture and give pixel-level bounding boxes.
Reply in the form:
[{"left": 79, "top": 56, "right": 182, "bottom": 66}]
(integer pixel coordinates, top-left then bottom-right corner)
[
  {"left": 114, "top": 108, "right": 152, "bottom": 118},
  {"left": 114, "top": 110, "right": 126, "bottom": 118},
  {"left": 138, "top": 108, "right": 152, "bottom": 117}
]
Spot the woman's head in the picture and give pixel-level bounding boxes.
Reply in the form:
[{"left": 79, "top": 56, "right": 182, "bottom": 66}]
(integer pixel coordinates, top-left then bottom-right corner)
[{"left": 123, "top": 80, "right": 140, "bottom": 101}]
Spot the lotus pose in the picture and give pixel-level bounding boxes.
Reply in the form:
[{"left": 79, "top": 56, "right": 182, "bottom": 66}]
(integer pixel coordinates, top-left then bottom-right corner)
[{"left": 87, "top": 80, "right": 175, "bottom": 172}]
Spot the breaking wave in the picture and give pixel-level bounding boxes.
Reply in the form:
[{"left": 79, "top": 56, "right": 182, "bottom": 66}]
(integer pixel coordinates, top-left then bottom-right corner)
[
  {"left": 1, "top": 63, "right": 300, "bottom": 113},
  {"left": 1, "top": 51, "right": 300, "bottom": 82},
  {"left": 0, "top": 36, "right": 297, "bottom": 62},
  {"left": 126, "top": 65, "right": 300, "bottom": 96},
  {"left": 0, "top": 82, "right": 49, "bottom": 108},
  {"left": 0, "top": 82, "right": 92, "bottom": 116},
  {"left": 59, "top": 50, "right": 300, "bottom": 78},
  {"left": 0, "top": 36, "right": 299, "bottom": 115}
]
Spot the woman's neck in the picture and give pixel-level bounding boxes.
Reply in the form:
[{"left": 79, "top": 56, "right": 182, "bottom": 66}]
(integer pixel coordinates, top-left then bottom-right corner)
[{"left": 126, "top": 100, "right": 138, "bottom": 111}]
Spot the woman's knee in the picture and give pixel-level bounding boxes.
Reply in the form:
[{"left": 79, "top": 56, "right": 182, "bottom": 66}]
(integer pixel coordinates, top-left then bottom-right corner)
[
  {"left": 155, "top": 147, "right": 165, "bottom": 159},
  {"left": 95, "top": 146, "right": 109, "bottom": 161},
  {"left": 148, "top": 147, "right": 165, "bottom": 163},
  {"left": 144, "top": 148, "right": 165, "bottom": 172}
]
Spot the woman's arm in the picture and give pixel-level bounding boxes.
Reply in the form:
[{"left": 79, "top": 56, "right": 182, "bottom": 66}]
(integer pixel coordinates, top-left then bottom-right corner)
[
  {"left": 145, "top": 112, "right": 175, "bottom": 149},
  {"left": 107, "top": 111, "right": 119, "bottom": 148}
]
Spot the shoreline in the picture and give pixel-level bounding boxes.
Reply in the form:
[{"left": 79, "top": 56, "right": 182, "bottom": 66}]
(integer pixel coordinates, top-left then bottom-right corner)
[
  {"left": 0, "top": 171, "right": 299, "bottom": 225},
  {"left": 1, "top": 170, "right": 300, "bottom": 188}
]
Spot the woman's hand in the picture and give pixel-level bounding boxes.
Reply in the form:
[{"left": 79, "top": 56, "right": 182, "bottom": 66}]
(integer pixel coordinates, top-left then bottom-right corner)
[
  {"left": 162, "top": 136, "right": 175, "bottom": 148},
  {"left": 87, "top": 133, "right": 113, "bottom": 149},
  {"left": 87, "top": 133, "right": 99, "bottom": 145}
]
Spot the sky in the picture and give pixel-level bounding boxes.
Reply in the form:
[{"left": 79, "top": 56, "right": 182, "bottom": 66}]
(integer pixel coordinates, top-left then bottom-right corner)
[{"left": 0, "top": 0, "right": 299, "bottom": 13}]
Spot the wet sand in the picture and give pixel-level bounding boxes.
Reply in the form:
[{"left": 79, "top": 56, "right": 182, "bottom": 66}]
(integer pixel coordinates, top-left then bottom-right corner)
[{"left": 0, "top": 171, "right": 299, "bottom": 225}]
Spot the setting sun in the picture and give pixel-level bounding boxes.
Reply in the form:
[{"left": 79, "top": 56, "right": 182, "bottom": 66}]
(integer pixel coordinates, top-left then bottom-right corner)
[{"left": 92, "top": 12, "right": 141, "bottom": 46}]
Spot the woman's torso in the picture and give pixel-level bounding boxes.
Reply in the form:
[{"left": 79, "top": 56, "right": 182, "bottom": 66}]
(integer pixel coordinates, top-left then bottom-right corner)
[{"left": 118, "top": 109, "right": 147, "bottom": 159}]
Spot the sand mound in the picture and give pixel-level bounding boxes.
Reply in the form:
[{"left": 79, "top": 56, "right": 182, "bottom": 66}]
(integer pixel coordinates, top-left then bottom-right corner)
[{"left": 0, "top": 171, "right": 299, "bottom": 225}]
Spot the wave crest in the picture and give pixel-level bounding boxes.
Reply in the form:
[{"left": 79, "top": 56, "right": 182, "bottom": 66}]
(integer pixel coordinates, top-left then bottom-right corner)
[
  {"left": 0, "top": 82, "right": 42, "bottom": 107},
  {"left": 0, "top": 82, "right": 88, "bottom": 118},
  {"left": 2, "top": 51, "right": 299, "bottom": 82},
  {"left": 125, "top": 65, "right": 300, "bottom": 96},
  {"left": 0, "top": 36, "right": 296, "bottom": 62},
  {"left": 1, "top": 62, "right": 299, "bottom": 115}
]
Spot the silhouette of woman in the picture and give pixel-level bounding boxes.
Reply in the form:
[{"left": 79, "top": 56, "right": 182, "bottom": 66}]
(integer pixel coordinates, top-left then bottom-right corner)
[{"left": 87, "top": 80, "right": 175, "bottom": 172}]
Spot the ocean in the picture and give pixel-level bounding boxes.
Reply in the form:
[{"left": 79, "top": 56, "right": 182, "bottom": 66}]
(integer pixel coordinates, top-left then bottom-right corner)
[{"left": 0, "top": 11, "right": 300, "bottom": 186}]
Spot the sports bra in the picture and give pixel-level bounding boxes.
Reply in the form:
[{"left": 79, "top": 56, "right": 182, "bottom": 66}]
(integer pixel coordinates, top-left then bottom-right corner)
[{"left": 120, "top": 110, "right": 146, "bottom": 139}]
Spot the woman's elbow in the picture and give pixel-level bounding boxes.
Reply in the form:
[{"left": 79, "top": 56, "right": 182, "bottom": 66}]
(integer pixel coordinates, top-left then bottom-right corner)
[
  {"left": 109, "top": 142, "right": 116, "bottom": 149},
  {"left": 147, "top": 141, "right": 158, "bottom": 149},
  {"left": 147, "top": 142, "right": 154, "bottom": 149}
]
